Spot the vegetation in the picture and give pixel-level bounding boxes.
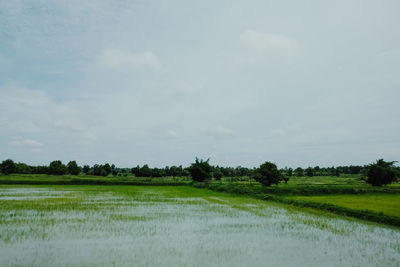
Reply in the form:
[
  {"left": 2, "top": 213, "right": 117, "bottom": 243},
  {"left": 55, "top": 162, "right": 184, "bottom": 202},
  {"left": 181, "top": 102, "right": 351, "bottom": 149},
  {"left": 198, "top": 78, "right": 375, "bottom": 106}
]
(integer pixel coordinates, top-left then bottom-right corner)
[
  {"left": 67, "top": 161, "right": 80, "bottom": 175},
  {"left": 0, "top": 159, "right": 15, "bottom": 175},
  {"left": 366, "top": 159, "right": 399, "bottom": 186},
  {"left": 0, "top": 174, "right": 191, "bottom": 186},
  {"left": 48, "top": 160, "right": 68, "bottom": 175},
  {"left": 254, "top": 161, "right": 282, "bottom": 187},
  {"left": 1, "top": 185, "right": 398, "bottom": 266},
  {"left": 1, "top": 158, "right": 386, "bottom": 179},
  {"left": 188, "top": 158, "right": 212, "bottom": 182},
  {"left": 289, "top": 194, "right": 400, "bottom": 218},
  {"left": 262, "top": 195, "right": 400, "bottom": 227},
  {"left": 1, "top": 157, "right": 400, "bottom": 226}
]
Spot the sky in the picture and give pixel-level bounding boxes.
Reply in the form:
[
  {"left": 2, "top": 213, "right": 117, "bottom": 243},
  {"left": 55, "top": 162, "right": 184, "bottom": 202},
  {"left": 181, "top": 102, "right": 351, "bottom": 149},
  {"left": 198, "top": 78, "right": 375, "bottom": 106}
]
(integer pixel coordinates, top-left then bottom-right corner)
[{"left": 0, "top": 0, "right": 399, "bottom": 168}]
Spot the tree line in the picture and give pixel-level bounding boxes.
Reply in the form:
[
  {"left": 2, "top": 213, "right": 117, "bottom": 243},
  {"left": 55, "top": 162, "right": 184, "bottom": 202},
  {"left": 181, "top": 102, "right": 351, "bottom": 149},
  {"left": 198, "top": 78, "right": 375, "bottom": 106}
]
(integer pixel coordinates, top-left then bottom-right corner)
[
  {"left": 0, "top": 159, "right": 368, "bottom": 177},
  {"left": 0, "top": 158, "right": 398, "bottom": 186}
]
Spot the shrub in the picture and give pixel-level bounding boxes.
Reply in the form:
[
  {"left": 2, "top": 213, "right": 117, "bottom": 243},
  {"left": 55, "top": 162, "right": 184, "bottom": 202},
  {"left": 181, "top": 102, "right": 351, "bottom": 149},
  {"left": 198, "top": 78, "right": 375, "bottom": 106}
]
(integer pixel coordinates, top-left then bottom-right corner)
[
  {"left": 213, "top": 169, "right": 223, "bottom": 180},
  {"left": 188, "top": 158, "right": 212, "bottom": 182},
  {"left": 48, "top": 160, "right": 68, "bottom": 175},
  {"left": 254, "top": 161, "right": 283, "bottom": 187},
  {"left": 67, "top": 161, "right": 80, "bottom": 175},
  {"left": 366, "top": 159, "right": 399, "bottom": 186},
  {"left": 0, "top": 159, "right": 16, "bottom": 175}
]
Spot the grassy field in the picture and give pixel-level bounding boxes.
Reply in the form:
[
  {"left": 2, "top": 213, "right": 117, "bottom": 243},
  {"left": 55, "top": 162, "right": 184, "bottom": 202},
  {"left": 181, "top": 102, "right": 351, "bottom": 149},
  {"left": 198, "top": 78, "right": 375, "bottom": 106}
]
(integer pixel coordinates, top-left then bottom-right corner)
[
  {"left": 289, "top": 194, "right": 400, "bottom": 218},
  {"left": 0, "top": 173, "right": 191, "bottom": 186},
  {"left": 1, "top": 185, "right": 399, "bottom": 267}
]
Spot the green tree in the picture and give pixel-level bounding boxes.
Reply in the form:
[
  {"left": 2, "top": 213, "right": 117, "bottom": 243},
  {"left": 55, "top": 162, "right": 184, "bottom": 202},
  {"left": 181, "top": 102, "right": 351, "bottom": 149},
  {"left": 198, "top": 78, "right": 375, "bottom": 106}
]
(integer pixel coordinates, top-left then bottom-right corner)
[
  {"left": 67, "top": 161, "right": 80, "bottom": 175},
  {"left": 295, "top": 167, "right": 303, "bottom": 177},
  {"left": 140, "top": 165, "right": 152, "bottom": 177},
  {"left": 254, "top": 161, "right": 282, "bottom": 187},
  {"left": 111, "top": 164, "right": 117, "bottom": 176},
  {"left": 366, "top": 159, "right": 399, "bottom": 186},
  {"left": 188, "top": 158, "right": 212, "bottom": 182},
  {"left": 305, "top": 167, "right": 314, "bottom": 177},
  {"left": 282, "top": 175, "right": 290, "bottom": 184},
  {"left": 48, "top": 160, "right": 68, "bottom": 175},
  {"left": 82, "top": 165, "right": 90, "bottom": 174},
  {"left": 103, "top": 163, "right": 112, "bottom": 176},
  {"left": 15, "top": 163, "right": 31, "bottom": 174},
  {"left": 0, "top": 159, "right": 16, "bottom": 175},
  {"left": 287, "top": 168, "right": 293, "bottom": 177},
  {"left": 213, "top": 168, "right": 223, "bottom": 180}
]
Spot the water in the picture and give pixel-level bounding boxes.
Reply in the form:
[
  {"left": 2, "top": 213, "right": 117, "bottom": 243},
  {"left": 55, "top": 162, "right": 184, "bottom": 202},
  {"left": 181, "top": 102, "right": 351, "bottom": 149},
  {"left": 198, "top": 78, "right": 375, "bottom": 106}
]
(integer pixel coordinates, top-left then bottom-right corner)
[{"left": 0, "top": 186, "right": 399, "bottom": 267}]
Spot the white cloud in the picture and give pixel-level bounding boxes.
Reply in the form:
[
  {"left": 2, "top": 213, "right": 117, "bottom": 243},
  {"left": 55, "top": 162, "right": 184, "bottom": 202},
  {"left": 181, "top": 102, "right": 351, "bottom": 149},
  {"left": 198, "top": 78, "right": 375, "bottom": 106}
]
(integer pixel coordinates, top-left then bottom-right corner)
[
  {"left": 208, "top": 126, "right": 233, "bottom": 138},
  {"left": 240, "top": 30, "right": 299, "bottom": 56},
  {"left": 98, "top": 48, "right": 163, "bottom": 71},
  {"left": 166, "top": 129, "right": 179, "bottom": 138},
  {"left": 11, "top": 138, "right": 43, "bottom": 147},
  {"left": 0, "top": 87, "right": 84, "bottom": 133}
]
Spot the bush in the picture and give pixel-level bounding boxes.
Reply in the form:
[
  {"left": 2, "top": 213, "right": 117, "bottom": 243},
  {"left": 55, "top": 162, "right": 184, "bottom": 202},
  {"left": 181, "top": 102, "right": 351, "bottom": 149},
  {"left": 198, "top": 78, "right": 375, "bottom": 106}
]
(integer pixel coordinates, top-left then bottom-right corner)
[
  {"left": 188, "top": 158, "right": 212, "bottom": 182},
  {"left": 0, "top": 159, "right": 16, "bottom": 175},
  {"left": 67, "top": 161, "right": 80, "bottom": 175},
  {"left": 48, "top": 160, "right": 68, "bottom": 175},
  {"left": 213, "top": 169, "right": 223, "bottom": 180},
  {"left": 366, "top": 159, "right": 399, "bottom": 186},
  {"left": 254, "top": 161, "right": 282, "bottom": 187},
  {"left": 282, "top": 175, "right": 290, "bottom": 184}
]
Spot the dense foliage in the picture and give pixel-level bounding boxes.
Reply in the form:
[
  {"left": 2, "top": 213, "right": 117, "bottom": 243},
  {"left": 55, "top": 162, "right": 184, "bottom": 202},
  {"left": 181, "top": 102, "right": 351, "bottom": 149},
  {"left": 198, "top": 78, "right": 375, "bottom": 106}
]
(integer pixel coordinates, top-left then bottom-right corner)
[
  {"left": 48, "top": 161, "right": 68, "bottom": 175},
  {"left": 254, "top": 162, "right": 283, "bottom": 187},
  {"left": 67, "top": 161, "right": 80, "bottom": 175},
  {"left": 0, "top": 159, "right": 16, "bottom": 175},
  {"left": 366, "top": 159, "right": 399, "bottom": 186},
  {"left": 188, "top": 158, "right": 212, "bottom": 182},
  {"left": 1, "top": 158, "right": 399, "bottom": 185}
]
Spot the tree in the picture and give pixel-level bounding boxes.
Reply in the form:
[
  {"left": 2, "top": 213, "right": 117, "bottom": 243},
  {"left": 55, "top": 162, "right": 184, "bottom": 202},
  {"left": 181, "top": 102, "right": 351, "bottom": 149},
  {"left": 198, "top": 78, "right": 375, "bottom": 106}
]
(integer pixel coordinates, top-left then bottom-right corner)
[
  {"left": 48, "top": 160, "right": 68, "bottom": 175},
  {"left": 254, "top": 161, "right": 282, "bottom": 187},
  {"left": 111, "top": 164, "right": 117, "bottom": 176},
  {"left": 295, "top": 167, "right": 303, "bottom": 177},
  {"left": 103, "top": 163, "right": 112, "bottom": 176},
  {"left": 188, "top": 158, "right": 212, "bottom": 182},
  {"left": 67, "top": 161, "right": 80, "bottom": 175},
  {"left": 82, "top": 165, "right": 90, "bottom": 174},
  {"left": 213, "top": 168, "right": 223, "bottom": 180},
  {"left": 140, "top": 165, "right": 152, "bottom": 177},
  {"left": 282, "top": 175, "right": 290, "bottom": 184},
  {"left": 15, "top": 163, "right": 31, "bottom": 174},
  {"left": 305, "top": 167, "right": 314, "bottom": 177},
  {"left": 0, "top": 159, "right": 16, "bottom": 175},
  {"left": 287, "top": 168, "right": 293, "bottom": 177},
  {"left": 366, "top": 159, "right": 399, "bottom": 186}
]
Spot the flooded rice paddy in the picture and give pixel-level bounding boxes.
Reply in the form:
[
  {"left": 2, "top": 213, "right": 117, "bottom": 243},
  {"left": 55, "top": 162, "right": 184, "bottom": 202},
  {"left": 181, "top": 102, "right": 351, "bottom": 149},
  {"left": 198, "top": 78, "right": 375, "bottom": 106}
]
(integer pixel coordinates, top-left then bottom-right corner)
[{"left": 0, "top": 185, "right": 399, "bottom": 267}]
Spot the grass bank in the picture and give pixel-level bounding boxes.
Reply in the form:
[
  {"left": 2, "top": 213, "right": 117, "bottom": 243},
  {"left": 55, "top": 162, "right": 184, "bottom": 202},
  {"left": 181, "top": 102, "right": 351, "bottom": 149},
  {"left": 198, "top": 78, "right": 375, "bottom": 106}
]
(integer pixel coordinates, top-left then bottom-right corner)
[
  {"left": 0, "top": 174, "right": 190, "bottom": 186},
  {"left": 262, "top": 194, "right": 400, "bottom": 227}
]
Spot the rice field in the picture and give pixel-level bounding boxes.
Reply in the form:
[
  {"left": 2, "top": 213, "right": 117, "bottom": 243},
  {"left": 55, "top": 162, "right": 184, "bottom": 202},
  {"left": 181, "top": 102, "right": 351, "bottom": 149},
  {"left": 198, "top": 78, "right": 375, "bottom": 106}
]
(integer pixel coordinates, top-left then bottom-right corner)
[
  {"left": 0, "top": 185, "right": 399, "bottom": 267},
  {"left": 289, "top": 193, "right": 400, "bottom": 218}
]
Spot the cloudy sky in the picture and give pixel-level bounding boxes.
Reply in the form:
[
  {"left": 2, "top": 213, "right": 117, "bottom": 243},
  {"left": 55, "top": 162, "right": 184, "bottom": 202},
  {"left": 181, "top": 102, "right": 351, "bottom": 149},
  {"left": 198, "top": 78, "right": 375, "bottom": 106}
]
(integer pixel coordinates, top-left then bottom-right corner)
[{"left": 1, "top": 0, "right": 399, "bottom": 168}]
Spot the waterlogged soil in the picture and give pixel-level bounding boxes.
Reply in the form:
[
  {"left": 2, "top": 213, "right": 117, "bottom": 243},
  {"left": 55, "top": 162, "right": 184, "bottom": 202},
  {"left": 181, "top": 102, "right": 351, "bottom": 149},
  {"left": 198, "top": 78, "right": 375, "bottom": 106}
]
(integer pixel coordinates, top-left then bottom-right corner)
[{"left": 0, "top": 185, "right": 399, "bottom": 267}]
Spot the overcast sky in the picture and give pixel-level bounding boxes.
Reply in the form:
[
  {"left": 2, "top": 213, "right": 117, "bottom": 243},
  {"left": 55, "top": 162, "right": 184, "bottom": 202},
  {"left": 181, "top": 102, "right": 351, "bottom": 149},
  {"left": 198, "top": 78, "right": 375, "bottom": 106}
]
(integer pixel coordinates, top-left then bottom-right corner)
[{"left": 0, "top": 0, "right": 399, "bottom": 168}]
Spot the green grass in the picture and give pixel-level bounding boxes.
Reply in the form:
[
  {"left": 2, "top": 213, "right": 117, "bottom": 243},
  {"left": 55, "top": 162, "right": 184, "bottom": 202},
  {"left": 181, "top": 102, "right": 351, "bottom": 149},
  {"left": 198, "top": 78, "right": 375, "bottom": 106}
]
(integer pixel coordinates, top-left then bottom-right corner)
[
  {"left": 289, "top": 194, "right": 400, "bottom": 218},
  {"left": 0, "top": 173, "right": 191, "bottom": 186}
]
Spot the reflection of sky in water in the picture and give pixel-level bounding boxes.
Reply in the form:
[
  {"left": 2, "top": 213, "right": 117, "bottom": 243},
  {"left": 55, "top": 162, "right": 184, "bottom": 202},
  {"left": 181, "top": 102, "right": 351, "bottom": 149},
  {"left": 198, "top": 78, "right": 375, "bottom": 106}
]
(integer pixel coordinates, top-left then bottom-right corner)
[
  {"left": 0, "top": 188, "right": 76, "bottom": 200},
  {"left": 0, "top": 187, "right": 399, "bottom": 267}
]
